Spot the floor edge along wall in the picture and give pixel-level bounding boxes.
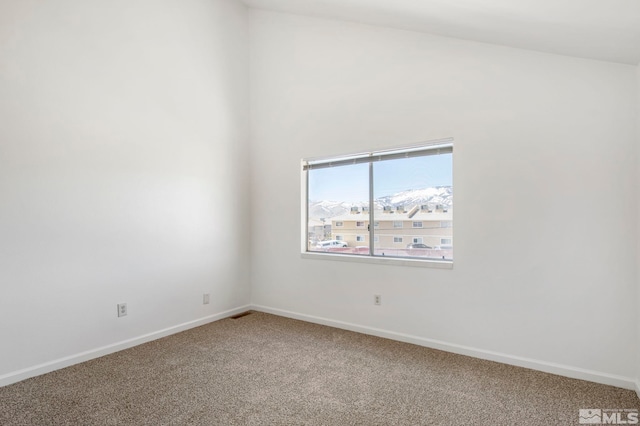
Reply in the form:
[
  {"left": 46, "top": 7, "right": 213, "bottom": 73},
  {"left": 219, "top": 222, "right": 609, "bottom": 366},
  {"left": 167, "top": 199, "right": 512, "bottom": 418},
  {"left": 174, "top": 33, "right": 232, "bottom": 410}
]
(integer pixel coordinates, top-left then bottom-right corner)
[
  {"left": 0, "top": 305, "right": 252, "bottom": 388},
  {"left": 1, "top": 303, "right": 637, "bottom": 397},
  {"left": 250, "top": 305, "right": 638, "bottom": 392}
]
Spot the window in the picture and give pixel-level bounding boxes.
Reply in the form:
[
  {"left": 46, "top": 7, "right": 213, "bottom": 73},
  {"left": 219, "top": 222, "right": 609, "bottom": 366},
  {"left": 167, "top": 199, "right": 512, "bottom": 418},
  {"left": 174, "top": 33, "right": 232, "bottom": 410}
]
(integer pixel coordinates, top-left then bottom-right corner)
[{"left": 304, "top": 139, "right": 453, "bottom": 263}]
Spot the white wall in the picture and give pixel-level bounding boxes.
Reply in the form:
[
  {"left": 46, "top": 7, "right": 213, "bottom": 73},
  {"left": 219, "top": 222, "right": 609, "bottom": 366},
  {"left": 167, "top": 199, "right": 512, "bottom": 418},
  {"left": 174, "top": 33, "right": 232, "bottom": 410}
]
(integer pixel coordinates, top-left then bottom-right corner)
[
  {"left": 249, "top": 10, "right": 638, "bottom": 386},
  {"left": 1, "top": 1, "right": 637, "bottom": 392},
  {"left": 637, "top": 64, "right": 640, "bottom": 396},
  {"left": 0, "top": 0, "right": 250, "bottom": 383}
]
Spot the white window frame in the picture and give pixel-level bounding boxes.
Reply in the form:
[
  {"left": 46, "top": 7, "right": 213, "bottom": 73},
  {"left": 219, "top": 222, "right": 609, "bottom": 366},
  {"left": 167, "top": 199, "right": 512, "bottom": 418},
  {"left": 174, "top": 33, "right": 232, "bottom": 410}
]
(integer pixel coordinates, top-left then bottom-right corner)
[
  {"left": 301, "top": 138, "right": 453, "bottom": 269},
  {"left": 412, "top": 237, "right": 423, "bottom": 244},
  {"left": 393, "top": 236, "right": 403, "bottom": 243},
  {"left": 335, "top": 221, "right": 343, "bottom": 227},
  {"left": 412, "top": 221, "right": 423, "bottom": 228},
  {"left": 393, "top": 221, "right": 403, "bottom": 228},
  {"left": 356, "top": 235, "right": 366, "bottom": 242},
  {"left": 356, "top": 221, "right": 365, "bottom": 227}
]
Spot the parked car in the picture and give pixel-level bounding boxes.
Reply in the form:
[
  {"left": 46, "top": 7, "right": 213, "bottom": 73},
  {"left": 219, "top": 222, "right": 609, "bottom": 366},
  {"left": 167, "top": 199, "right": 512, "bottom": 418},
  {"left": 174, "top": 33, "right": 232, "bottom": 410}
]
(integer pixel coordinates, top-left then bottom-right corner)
[
  {"left": 316, "top": 240, "right": 348, "bottom": 249},
  {"left": 406, "top": 243, "right": 432, "bottom": 249}
]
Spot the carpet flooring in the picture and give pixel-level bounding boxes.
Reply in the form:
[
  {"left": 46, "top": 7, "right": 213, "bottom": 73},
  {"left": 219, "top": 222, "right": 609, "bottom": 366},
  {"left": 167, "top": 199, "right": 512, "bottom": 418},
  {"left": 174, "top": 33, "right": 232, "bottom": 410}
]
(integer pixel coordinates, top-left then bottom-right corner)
[{"left": 1, "top": 311, "right": 638, "bottom": 425}]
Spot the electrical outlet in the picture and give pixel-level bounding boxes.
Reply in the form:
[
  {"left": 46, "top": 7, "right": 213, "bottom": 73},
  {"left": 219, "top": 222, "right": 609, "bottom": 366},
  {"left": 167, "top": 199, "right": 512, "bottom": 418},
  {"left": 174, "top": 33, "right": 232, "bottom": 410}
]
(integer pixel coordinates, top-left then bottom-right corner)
[
  {"left": 374, "top": 294, "right": 381, "bottom": 306},
  {"left": 117, "top": 303, "right": 127, "bottom": 317},
  {"left": 203, "top": 293, "right": 210, "bottom": 305}
]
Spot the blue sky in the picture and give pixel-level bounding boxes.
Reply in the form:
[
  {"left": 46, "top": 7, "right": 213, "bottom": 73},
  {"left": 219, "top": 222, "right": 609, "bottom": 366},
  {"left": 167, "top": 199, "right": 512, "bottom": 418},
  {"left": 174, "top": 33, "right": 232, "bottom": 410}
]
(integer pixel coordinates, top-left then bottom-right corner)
[{"left": 308, "top": 154, "right": 452, "bottom": 202}]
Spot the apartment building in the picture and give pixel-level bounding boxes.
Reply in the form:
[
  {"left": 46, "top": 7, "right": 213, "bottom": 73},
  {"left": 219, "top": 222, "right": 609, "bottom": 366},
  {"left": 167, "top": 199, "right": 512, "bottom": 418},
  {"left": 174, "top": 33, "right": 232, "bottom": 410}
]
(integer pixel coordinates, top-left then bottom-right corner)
[{"left": 330, "top": 204, "right": 452, "bottom": 249}]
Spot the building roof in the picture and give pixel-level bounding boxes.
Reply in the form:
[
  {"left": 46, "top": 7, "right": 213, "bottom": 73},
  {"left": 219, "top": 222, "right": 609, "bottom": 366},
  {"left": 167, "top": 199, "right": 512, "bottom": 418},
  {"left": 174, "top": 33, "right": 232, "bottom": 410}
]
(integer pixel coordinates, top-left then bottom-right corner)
[
  {"left": 329, "top": 209, "right": 452, "bottom": 222},
  {"left": 308, "top": 219, "right": 327, "bottom": 227}
]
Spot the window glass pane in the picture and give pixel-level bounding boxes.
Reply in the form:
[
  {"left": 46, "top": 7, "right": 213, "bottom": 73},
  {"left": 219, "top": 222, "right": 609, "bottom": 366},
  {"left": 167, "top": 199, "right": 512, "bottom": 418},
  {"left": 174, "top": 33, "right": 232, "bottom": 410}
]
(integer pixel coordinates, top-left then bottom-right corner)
[
  {"left": 372, "top": 154, "right": 452, "bottom": 260},
  {"left": 307, "top": 163, "right": 369, "bottom": 255}
]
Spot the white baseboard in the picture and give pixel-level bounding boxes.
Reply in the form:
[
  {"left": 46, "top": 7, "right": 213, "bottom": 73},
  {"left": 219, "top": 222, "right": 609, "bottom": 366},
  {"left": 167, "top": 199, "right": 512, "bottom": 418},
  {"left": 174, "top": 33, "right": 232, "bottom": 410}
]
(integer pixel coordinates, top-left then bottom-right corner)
[
  {"left": 251, "top": 304, "right": 637, "bottom": 391},
  {"left": 3, "top": 303, "right": 636, "bottom": 396},
  {"left": 0, "top": 305, "right": 251, "bottom": 388}
]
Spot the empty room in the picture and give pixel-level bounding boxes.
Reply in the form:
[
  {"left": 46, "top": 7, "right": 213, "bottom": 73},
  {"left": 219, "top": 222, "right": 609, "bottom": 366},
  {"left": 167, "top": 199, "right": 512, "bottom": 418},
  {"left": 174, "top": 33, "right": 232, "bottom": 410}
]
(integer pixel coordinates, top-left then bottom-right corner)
[{"left": 1, "top": 0, "right": 639, "bottom": 424}]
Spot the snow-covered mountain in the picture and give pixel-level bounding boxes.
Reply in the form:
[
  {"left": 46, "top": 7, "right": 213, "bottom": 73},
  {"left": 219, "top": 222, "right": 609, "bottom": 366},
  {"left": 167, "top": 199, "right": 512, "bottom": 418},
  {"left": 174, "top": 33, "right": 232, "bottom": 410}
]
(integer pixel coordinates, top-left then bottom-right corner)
[
  {"left": 308, "top": 186, "right": 452, "bottom": 220},
  {"left": 308, "top": 200, "right": 360, "bottom": 220},
  {"left": 376, "top": 187, "right": 452, "bottom": 209}
]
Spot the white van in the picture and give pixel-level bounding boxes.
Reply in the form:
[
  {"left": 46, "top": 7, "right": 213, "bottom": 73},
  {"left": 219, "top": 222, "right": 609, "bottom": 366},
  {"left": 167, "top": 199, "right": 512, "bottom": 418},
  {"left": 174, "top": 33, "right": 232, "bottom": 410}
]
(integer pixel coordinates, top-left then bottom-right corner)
[{"left": 316, "top": 240, "right": 348, "bottom": 249}]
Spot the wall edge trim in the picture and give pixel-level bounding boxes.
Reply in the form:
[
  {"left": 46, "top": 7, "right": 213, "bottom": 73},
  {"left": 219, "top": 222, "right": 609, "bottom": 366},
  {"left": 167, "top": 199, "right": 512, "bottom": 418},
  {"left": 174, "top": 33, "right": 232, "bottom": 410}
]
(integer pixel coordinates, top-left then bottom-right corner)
[
  {"left": 251, "top": 304, "right": 637, "bottom": 391},
  {"left": 0, "top": 304, "right": 251, "bottom": 388}
]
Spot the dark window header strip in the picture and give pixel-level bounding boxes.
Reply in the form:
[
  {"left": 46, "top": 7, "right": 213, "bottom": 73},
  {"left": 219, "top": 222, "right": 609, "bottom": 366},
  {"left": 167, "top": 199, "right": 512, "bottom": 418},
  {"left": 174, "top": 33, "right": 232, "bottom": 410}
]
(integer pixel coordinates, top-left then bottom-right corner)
[{"left": 303, "top": 143, "right": 452, "bottom": 171}]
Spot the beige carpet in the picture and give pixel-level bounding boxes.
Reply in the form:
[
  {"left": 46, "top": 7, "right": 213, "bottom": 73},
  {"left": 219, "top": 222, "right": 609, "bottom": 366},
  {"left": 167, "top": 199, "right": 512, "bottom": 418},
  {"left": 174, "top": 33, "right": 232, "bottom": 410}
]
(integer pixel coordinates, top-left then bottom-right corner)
[{"left": 1, "top": 311, "right": 638, "bottom": 425}]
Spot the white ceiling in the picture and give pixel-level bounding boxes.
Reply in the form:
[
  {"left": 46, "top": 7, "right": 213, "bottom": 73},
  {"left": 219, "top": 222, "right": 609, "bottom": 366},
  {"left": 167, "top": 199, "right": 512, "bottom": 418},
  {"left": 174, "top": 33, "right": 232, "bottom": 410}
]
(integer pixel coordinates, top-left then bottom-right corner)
[{"left": 241, "top": 0, "right": 640, "bottom": 65}]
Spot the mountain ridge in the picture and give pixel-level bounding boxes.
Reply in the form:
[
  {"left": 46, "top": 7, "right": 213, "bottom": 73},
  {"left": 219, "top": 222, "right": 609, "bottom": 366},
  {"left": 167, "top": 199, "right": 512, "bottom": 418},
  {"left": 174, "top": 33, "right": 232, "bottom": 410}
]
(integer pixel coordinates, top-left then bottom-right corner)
[{"left": 309, "top": 186, "right": 452, "bottom": 220}]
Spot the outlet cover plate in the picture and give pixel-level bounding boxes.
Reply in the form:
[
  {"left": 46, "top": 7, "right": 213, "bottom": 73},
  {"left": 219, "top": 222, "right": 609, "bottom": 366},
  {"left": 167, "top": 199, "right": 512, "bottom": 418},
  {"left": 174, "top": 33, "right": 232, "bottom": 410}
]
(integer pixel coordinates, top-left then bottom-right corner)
[{"left": 117, "top": 303, "right": 127, "bottom": 317}]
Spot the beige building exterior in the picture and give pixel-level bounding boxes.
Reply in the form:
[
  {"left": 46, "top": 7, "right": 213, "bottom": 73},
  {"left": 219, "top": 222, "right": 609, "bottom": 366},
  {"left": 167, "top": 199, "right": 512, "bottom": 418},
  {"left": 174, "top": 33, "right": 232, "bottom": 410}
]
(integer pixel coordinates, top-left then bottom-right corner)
[{"left": 329, "top": 204, "right": 453, "bottom": 251}]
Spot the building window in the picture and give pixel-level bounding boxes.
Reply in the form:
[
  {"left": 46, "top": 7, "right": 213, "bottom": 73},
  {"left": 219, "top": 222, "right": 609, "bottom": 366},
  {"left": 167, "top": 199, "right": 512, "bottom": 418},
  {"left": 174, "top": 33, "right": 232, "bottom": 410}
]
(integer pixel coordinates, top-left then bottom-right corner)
[{"left": 304, "top": 139, "right": 453, "bottom": 262}]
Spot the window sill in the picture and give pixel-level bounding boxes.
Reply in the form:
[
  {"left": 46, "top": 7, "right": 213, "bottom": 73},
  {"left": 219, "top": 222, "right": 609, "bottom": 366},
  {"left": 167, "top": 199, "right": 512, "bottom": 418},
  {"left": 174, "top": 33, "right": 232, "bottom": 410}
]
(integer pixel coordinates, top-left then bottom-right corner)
[{"left": 301, "top": 252, "right": 453, "bottom": 269}]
